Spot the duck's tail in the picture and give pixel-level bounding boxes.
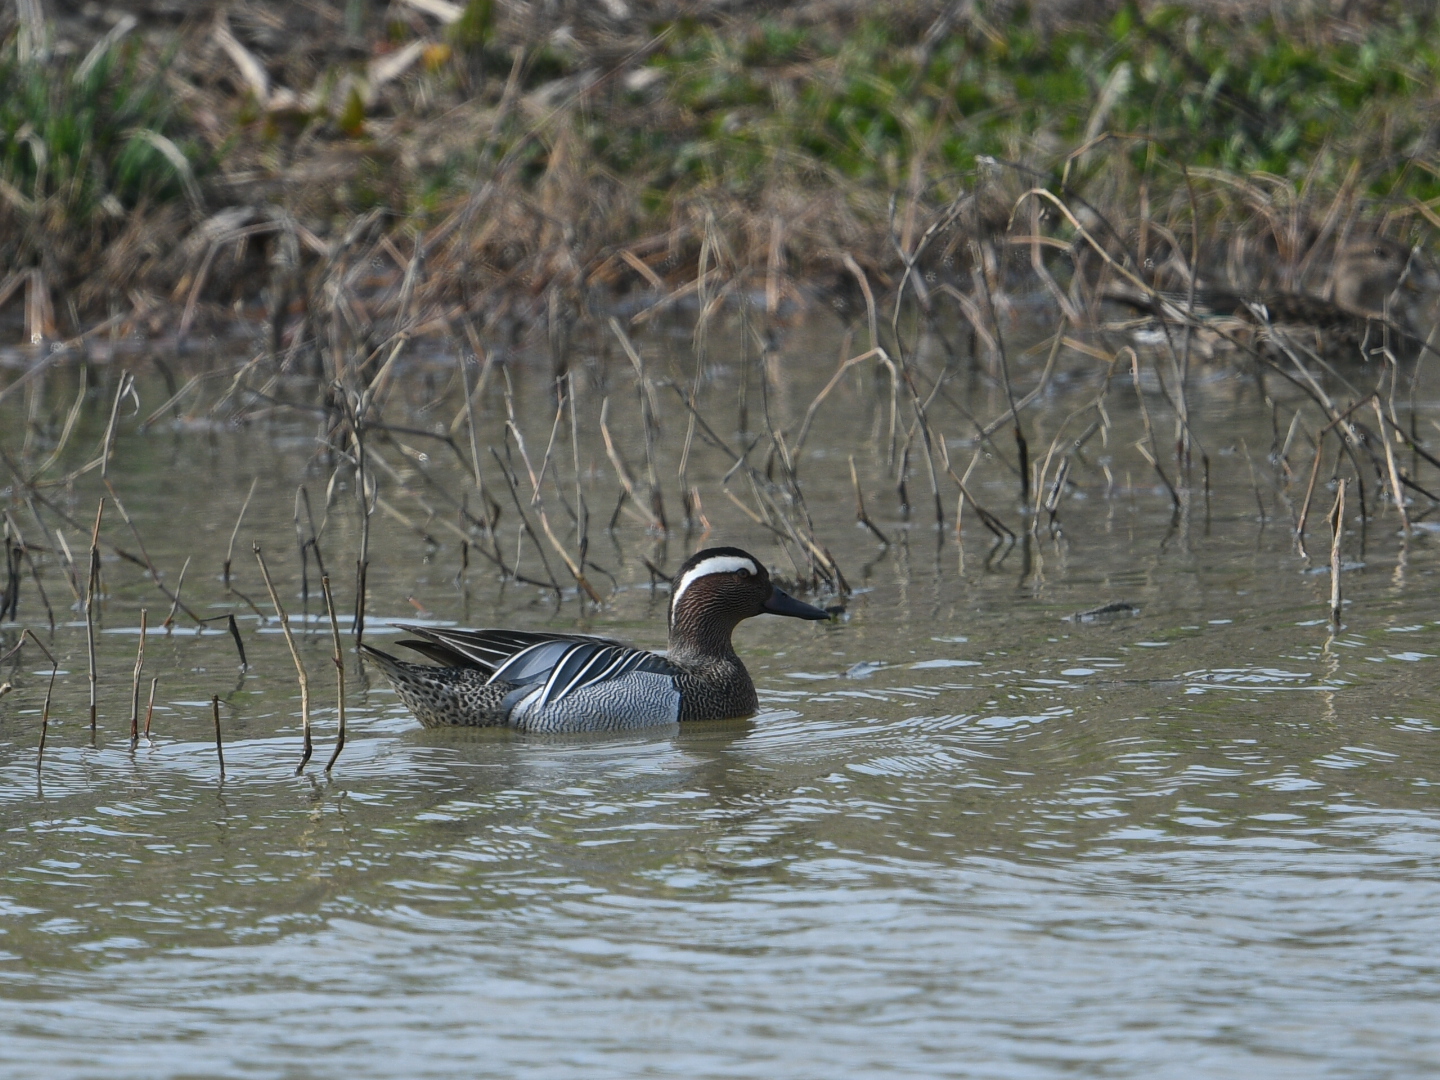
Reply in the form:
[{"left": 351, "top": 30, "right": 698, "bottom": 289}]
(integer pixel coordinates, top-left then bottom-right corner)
[{"left": 358, "top": 643, "right": 508, "bottom": 728}]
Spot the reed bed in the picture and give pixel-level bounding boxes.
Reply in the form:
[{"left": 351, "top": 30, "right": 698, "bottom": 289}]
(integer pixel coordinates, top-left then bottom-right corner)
[{"left": 4, "top": 0, "right": 1440, "bottom": 767}]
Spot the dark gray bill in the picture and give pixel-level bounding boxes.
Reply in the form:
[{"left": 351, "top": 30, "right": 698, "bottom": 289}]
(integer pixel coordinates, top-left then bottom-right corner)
[{"left": 763, "top": 586, "right": 831, "bottom": 621}]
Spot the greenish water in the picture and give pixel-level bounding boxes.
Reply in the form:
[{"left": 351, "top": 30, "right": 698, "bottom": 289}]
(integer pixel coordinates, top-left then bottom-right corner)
[{"left": 2, "top": 319, "right": 1440, "bottom": 1078}]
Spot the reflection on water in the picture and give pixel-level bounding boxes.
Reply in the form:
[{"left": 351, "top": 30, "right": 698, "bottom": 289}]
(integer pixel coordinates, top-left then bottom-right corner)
[{"left": 3, "top": 319, "right": 1440, "bottom": 1077}]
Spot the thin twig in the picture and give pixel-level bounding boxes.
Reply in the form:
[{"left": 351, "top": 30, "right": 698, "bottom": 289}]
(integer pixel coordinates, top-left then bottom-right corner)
[
  {"left": 226, "top": 478, "right": 259, "bottom": 589},
  {"left": 321, "top": 574, "right": 347, "bottom": 774},
  {"left": 1329, "top": 478, "right": 1347, "bottom": 630},
  {"left": 850, "top": 455, "right": 890, "bottom": 545},
  {"left": 212, "top": 694, "right": 226, "bottom": 782},
  {"left": 254, "top": 542, "right": 313, "bottom": 773},
  {"left": 85, "top": 498, "right": 104, "bottom": 735},
  {"left": 129, "top": 609, "right": 147, "bottom": 748},
  {"left": 143, "top": 677, "right": 158, "bottom": 740}
]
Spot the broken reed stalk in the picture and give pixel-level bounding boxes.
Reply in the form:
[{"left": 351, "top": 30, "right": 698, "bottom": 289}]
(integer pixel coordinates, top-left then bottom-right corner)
[
  {"left": 102, "top": 481, "right": 205, "bottom": 626},
  {"left": 352, "top": 414, "right": 372, "bottom": 643},
  {"left": 849, "top": 455, "right": 890, "bottom": 545},
  {"left": 212, "top": 694, "right": 225, "bottom": 781},
  {"left": 129, "top": 609, "right": 147, "bottom": 748},
  {"left": 567, "top": 371, "right": 589, "bottom": 575},
  {"left": 1296, "top": 431, "right": 1327, "bottom": 548},
  {"left": 608, "top": 317, "right": 667, "bottom": 530},
  {"left": 99, "top": 372, "right": 134, "bottom": 479},
  {"left": 320, "top": 574, "right": 346, "bottom": 773},
  {"left": 143, "top": 677, "right": 157, "bottom": 739},
  {"left": 85, "top": 498, "right": 104, "bottom": 735},
  {"left": 971, "top": 242, "right": 1028, "bottom": 505},
  {"left": 1128, "top": 349, "right": 1182, "bottom": 512},
  {"left": 163, "top": 556, "right": 191, "bottom": 631},
  {"left": 599, "top": 396, "right": 656, "bottom": 530},
  {"left": 1240, "top": 439, "right": 1267, "bottom": 525},
  {"left": 1329, "top": 478, "right": 1347, "bottom": 630},
  {"left": 503, "top": 393, "right": 602, "bottom": 603},
  {"left": 225, "top": 477, "right": 259, "bottom": 589},
  {"left": 0, "top": 629, "right": 58, "bottom": 773},
  {"left": 226, "top": 612, "right": 248, "bottom": 669},
  {"left": 488, "top": 446, "right": 565, "bottom": 594},
  {"left": 254, "top": 542, "right": 313, "bottom": 774},
  {"left": 1372, "top": 398, "right": 1410, "bottom": 535}
]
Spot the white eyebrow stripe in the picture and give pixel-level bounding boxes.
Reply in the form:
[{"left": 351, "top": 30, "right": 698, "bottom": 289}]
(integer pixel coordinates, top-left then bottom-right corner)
[{"left": 671, "top": 555, "right": 759, "bottom": 608}]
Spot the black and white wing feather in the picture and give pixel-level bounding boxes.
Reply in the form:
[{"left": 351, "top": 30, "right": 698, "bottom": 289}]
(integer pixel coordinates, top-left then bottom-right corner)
[
  {"left": 392, "top": 623, "right": 625, "bottom": 672},
  {"left": 490, "top": 639, "right": 675, "bottom": 707}
]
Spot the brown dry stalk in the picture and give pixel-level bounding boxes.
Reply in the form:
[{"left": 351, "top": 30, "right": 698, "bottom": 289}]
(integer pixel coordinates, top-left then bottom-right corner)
[
  {"left": 1329, "top": 478, "right": 1347, "bottom": 630},
  {"left": 254, "top": 542, "right": 313, "bottom": 773},
  {"left": 505, "top": 400, "right": 602, "bottom": 604},
  {"left": 129, "top": 609, "right": 147, "bottom": 747},
  {"left": 321, "top": 574, "right": 347, "bottom": 774},
  {"left": 1128, "top": 349, "right": 1181, "bottom": 512},
  {"left": 850, "top": 455, "right": 890, "bottom": 546},
  {"left": 212, "top": 695, "right": 225, "bottom": 782},
  {"left": 1373, "top": 398, "right": 1410, "bottom": 534},
  {"left": 0, "top": 629, "right": 59, "bottom": 774},
  {"left": 599, "top": 397, "right": 658, "bottom": 530},
  {"left": 1296, "top": 431, "right": 1327, "bottom": 548},
  {"left": 143, "top": 677, "right": 158, "bottom": 740},
  {"left": 85, "top": 498, "right": 104, "bottom": 734},
  {"left": 226, "top": 477, "right": 259, "bottom": 589},
  {"left": 104, "top": 480, "right": 204, "bottom": 625}
]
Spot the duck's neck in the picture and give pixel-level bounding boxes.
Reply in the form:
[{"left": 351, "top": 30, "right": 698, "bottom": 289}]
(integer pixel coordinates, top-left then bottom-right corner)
[{"left": 667, "top": 608, "right": 741, "bottom": 666}]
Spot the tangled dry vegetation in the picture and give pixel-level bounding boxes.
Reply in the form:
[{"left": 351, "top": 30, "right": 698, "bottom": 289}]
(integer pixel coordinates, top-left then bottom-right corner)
[
  {"left": 1, "top": 0, "right": 1439, "bottom": 355},
  {"left": 9, "top": 2, "right": 1440, "bottom": 767}
]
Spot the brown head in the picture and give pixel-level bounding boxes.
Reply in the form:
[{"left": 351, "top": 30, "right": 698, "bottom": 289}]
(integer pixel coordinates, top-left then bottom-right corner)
[
  {"left": 666, "top": 546, "right": 829, "bottom": 663},
  {"left": 1331, "top": 238, "right": 1430, "bottom": 317}
]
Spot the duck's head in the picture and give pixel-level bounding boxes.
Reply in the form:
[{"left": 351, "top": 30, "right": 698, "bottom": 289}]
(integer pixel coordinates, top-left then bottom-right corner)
[{"left": 667, "top": 546, "right": 829, "bottom": 658}]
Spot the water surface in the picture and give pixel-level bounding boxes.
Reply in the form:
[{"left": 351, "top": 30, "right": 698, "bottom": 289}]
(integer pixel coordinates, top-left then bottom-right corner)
[{"left": 2, "top": 319, "right": 1439, "bottom": 1078}]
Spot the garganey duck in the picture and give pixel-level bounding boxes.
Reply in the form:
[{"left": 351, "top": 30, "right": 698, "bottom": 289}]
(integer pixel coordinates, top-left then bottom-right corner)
[
  {"left": 1103, "top": 237, "right": 1436, "bottom": 359},
  {"left": 361, "top": 547, "right": 831, "bottom": 732}
]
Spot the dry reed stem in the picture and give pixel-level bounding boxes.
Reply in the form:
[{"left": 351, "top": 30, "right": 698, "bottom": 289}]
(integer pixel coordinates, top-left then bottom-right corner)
[
  {"left": 224, "top": 613, "right": 248, "bottom": 669},
  {"left": 850, "top": 455, "right": 890, "bottom": 545},
  {"left": 319, "top": 574, "right": 347, "bottom": 774},
  {"left": 85, "top": 498, "right": 104, "bottom": 734},
  {"left": 599, "top": 397, "right": 657, "bottom": 530},
  {"left": 1329, "top": 478, "right": 1347, "bottom": 629},
  {"left": 608, "top": 318, "right": 667, "bottom": 531},
  {"left": 1, "top": 629, "right": 59, "bottom": 774},
  {"left": 103, "top": 481, "right": 204, "bottom": 626},
  {"left": 1240, "top": 439, "right": 1267, "bottom": 525},
  {"left": 4, "top": 512, "right": 55, "bottom": 630},
  {"left": 1373, "top": 399, "right": 1410, "bottom": 534},
  {"left": 143, "top": 677, "right": 157, "bottom": 740},
  {"left": 99, "top": 372, "right": 135, "bottom": 480},
  {"left": 129, "top": 609, "right": 147, "bottom": 748},
  {"left": 970, "top": 242, "right": 1029, "bottom": 505},
  {"left": 1127, "top": 349, "right": 1181, "bottom": 512},
  {"left": 488, "top": 446, "right": 565, "bottom": 594},
  {"left": 1296, "top": 432, "right": 1327, "bottom": 549},
  {"left": 567, "top": 372, "right": 590, "bottom": 575},
  {"left": 226, "top": 478, "right": 259, "bottom": 589},
  {"left": 504, "top": 393, "right": 602, "bottom": 603},
  {"left": 163, "top": 557, "right": 191, "bottom": 630},
  {"left": 254, "top": 542, "right": 313, "bottom": 774},
  {"left": 28, "top": 370, "right": 86, "bottom": 484},
  {"left": 212, "top": 694, "right": 225, "bottom": 782}
]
